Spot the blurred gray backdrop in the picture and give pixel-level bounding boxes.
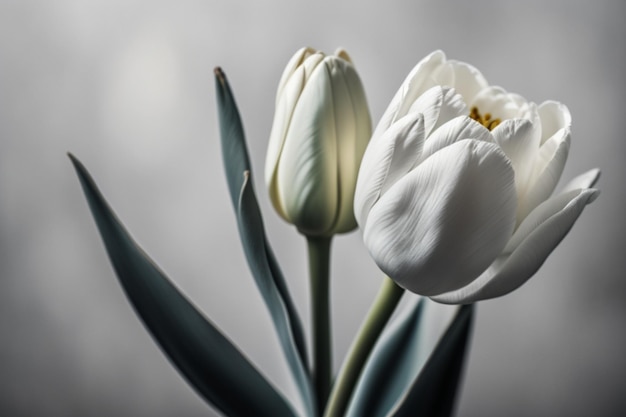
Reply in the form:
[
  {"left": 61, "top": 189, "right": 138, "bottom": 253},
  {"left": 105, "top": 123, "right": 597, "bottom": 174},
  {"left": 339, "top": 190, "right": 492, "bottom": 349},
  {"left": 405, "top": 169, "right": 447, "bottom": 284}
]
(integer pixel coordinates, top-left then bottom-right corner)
[{"left": 1, "top": 1, "right": 624, "bottom": 416}]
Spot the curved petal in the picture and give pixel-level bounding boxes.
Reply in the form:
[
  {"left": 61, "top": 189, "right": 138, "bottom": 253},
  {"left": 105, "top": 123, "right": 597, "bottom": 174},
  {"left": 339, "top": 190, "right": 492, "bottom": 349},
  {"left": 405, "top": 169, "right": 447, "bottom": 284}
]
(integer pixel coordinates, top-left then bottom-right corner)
[
  {"left": 420, "top": 116, "right": 492, "bottom": 163},
  {"left": 491, "top": 118, "right": 540, "bottom": 196},
  {"left": 373, "top": 51, "right": 446, "bottom": 140},
  {"left": 326, "top": 58, "right": 360, "bottom": 234},
  {"left": 560, "top": 168, "right": 601, "bottom": 194},
  {"left": 538, "top": 100, "right": 571, "bottom": 145},
  {"left": 517, "top": 127, "right": 571, "bottom": 222},
  {"left": 332, "top": 59, "right": 372, "bottom": 233},
  {"left": 276, "top": 47, "right": 318, "bottom": 104},
  {"left": 354, "top": 113, "right": 425, "bottom": 227},
  {"left": 363, "top": 139, "right": 517, "bottom": 296},
  {"left": 408, "top": 86, "right": 467, "bottom": 137},
  {"left": 432, "top": 187, "right": 600, "bottom": 304},
  {"left": 471, "top": 86, "right": 524, "bottom": 121},
  {"left": 334, "top": 48, "right": 352, "bottom": 63},
  {"left": 447, "top": 60, "right": 488, "bottom": 104},
  {"left": 266, "top": 52, "right": 325, "bottom": 209},
  {"left": 276, "top": 62, "right": 338, "bottom": 234}
]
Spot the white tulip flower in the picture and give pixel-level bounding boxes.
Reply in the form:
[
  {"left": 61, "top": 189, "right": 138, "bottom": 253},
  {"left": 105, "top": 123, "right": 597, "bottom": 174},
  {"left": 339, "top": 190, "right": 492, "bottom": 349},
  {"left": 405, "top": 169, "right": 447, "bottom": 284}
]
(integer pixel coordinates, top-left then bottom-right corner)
[
  {"left": 266, "top": 47, "right": 372, "bottom": 237},
  {"left": 354, "top": 50, "right": 600, "bottom": 303}
]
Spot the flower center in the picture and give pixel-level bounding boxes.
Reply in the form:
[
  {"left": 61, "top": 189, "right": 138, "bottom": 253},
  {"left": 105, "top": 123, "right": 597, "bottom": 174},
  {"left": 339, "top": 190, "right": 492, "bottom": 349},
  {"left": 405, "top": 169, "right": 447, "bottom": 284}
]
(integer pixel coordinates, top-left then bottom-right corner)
[{"left": 469, "top": 106, "right": 501, "bottom": 131}]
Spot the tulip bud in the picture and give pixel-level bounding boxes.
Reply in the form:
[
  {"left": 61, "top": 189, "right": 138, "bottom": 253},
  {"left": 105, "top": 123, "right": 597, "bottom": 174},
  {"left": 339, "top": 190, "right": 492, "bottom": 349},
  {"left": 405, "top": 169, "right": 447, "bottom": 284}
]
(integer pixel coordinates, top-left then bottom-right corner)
[{"left": 265, "top": 47, "right": 372, "bottom": 237}]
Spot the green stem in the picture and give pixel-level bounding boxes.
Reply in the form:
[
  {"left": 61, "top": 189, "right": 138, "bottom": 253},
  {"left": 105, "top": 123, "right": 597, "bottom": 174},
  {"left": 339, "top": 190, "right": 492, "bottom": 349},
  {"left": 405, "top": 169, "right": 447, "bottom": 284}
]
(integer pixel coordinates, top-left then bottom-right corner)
[
  {"left": 323, "top": 276, "right": 404, "bottom": 417},
  {"left": 307, "top": 235, "right": 333, "bottom": 414}
]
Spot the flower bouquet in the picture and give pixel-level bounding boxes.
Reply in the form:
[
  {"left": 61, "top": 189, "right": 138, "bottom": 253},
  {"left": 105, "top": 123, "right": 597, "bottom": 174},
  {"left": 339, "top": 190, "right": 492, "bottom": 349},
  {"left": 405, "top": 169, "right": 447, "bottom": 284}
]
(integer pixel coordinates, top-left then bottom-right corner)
[{"left": 69, "top": 48, "right": 599, "bottom": 416}]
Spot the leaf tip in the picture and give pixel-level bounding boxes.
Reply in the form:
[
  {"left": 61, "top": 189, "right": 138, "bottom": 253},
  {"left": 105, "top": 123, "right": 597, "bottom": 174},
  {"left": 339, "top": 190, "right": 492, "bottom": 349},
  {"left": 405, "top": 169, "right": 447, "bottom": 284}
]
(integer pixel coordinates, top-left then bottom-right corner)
[{"left": 214, "top": 67, "right": 226, "bottom": 86}]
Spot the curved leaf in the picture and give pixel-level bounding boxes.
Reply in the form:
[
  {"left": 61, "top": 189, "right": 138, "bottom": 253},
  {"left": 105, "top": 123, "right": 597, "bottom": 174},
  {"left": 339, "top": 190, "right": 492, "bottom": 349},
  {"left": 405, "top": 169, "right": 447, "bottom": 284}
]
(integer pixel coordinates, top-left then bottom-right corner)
[
  {"left": 69, "top": 154, "right": 296, "bottom": 417},
  {"left": 214, "top": 67, "right": 252, "bottom": 209},
  {"left": 346, "top": 298, "right": 425, "bottom": 417},
  {"left": 215, "top": 68, "right": 313, "bottom": 414},
  {"left": 238, "top": 172, "right": 316, "bottom": 416},
  {"left": 390, "top": 303, "right": 475, "bottom": 417}
]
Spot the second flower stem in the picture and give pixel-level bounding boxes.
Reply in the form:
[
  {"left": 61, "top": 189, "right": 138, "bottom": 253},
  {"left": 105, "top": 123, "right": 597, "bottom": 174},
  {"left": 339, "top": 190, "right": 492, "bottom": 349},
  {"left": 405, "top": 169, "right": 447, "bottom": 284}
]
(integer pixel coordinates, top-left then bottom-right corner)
[
  {"left": 323, "top": 276, "right": 404, "bottom": 417},
  {"left": 307, "top": 235, "right": 333, "bottom": 413}
]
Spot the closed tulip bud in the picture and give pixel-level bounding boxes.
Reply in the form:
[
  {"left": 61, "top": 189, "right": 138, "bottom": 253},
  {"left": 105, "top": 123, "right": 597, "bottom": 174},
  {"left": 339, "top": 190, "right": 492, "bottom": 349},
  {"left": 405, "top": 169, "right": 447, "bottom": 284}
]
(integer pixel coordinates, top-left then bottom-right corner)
[{"left": 266, "top": 47, "right": 372, "bottom": 237}]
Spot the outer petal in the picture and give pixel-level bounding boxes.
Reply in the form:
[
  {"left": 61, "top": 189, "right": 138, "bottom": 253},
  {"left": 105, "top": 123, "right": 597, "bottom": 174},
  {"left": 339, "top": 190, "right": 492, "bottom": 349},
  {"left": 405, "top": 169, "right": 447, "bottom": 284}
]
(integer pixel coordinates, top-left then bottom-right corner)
[
  {"left": 517, "top": 127, "right": 571, "bottom": 222},
  {"left": 432, "top": 186, "right": 600, "bottom": 304},
  {"left": 329, "top": 58, "right": 372, "bottom": 234},
  {"left": 354, "top": 113, "right": 425, "bottom": 227},
  {"left": 372, "top": 51, "right": 446, "bottom": 141},
  {"left": 326, "top": 58, "right": 359, "bottom": 233},
  {"left": 276, "top": 61, "right": 338, "bottom": 234},
  {"left": 420, "top": 116, "right": 492, "bottom": 163},
  {"left": 275, "top": 47, "right": 317, "bottom": 104},
  {"left": 560, "top": 168, "right": 601, "bottom": 193},
  {"left": 538, "top": 100, "right": 571, "bottom": 145},
  {"left": 407, "top": 86, "right": 468, "bottom": 137},
  {"left": 363, "top": 139, "right": 517, "bottom": 296},
  {"left": 266, "top": 52, "right": 325, "bottom": 210}
]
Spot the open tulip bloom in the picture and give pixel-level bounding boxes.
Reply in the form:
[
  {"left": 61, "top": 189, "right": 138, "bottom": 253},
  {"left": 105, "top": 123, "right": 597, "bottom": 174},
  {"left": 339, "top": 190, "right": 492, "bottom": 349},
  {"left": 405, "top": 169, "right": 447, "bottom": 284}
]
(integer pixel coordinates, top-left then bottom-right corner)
[
  {"left": 354, "top": 50, "right": 600, "bottom": 304},
  {"left": 69, "top": 49, "right": 600, "bottom": 417}
]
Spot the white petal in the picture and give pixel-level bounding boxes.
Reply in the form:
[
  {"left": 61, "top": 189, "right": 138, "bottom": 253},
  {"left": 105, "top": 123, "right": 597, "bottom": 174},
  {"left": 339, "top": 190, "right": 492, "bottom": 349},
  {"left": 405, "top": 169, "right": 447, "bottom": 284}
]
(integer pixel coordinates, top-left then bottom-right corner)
[
  {"left": 538, "top": 100, "right": 572, "bottom": 145},
  {"left": 363, "top": 139, "right": 517, "bottom": 296},
  {"left": 471, "top": 86, "right": 523, "bottom": 120},
  {"left": 517, "top": 127, "right": 571, "bottom": 222},
  {"left": 277, "top": 62, "right": 338, "bottom": 234},
  {"left": 447, "top": 60, "right": 488, "bottom": 104},
  {"left": 491, "top": 118, "right": 540, "bottom": 196},
  {"left": 266, "top": 52, "right": 325, "bottom": 206},
  {"left": 373, "top": 51, "right": 446, "bottom": 140},
  {"left": 326, "top": 58, "right": 360, "bottom": 233},
  {"left": 334, "top": 48, "right": 352, "bottom": 63},
  {"left": 330, "top": 58, "right": 373, "bottom": 233},
  {"left": 560, "top": 168, "right": 601, "bottom": 193},
  {"left": 432, "top": 187, "right": 599, "bottom": 304},
  {"left": 354, "top": 114, "right": 425, "bottom": 227},
  {"left": 275, "top": 47, "right": 318, "bottom": 104},
  {"left": 408, "top": 86, "right": 468, "bottom": 137},
  {"left": 420, "top": 116, "right": 492, "bottom": 162}
]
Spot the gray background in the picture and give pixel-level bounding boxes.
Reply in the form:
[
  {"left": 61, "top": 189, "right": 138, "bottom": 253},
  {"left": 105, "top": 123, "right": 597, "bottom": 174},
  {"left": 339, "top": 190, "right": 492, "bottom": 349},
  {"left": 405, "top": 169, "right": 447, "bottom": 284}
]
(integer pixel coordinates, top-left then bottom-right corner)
[{"left": 1, "top": 1, "right": 624, "bottom": 416}]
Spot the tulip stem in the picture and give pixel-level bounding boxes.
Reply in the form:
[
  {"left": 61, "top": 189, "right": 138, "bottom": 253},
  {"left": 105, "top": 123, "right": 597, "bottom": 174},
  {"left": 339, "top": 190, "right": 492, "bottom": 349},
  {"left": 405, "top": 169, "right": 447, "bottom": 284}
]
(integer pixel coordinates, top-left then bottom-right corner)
[
  {"left": 307, "top": 235, "right": 333, "bottom": 413},
  {"left": 323, "top": 276, "right": 404, "bottom": 417}
]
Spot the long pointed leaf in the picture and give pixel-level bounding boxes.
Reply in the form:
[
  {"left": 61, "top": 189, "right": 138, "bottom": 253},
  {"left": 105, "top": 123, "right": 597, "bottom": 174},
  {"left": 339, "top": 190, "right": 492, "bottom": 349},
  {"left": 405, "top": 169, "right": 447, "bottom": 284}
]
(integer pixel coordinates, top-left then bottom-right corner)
[
  {"left": 346, "top": 298, "right": 425, "bottom": 417},
  {"left": 390, "top": 304, "right": 475, "bottom": 417},
  {"left": 238, "top": 172, "right": 316, "bottom": 416},
  {"left": 215, "top": 68, "right": 312, "bottom": 413},
  {"left": 214, "top": 67, "right": 307, "bottom": 363},
  {"left": 214, "top": 67, "right": 252, "bottom": 209},
  {"left": 69, "top": 154, "right": 296, "bottom": 417}
]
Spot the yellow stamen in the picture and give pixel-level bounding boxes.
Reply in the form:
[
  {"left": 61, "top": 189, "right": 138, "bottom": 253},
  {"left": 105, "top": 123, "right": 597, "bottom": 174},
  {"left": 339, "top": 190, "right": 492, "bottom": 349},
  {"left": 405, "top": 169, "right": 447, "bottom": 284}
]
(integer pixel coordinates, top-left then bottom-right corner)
[{"left": 469, "top": 106, "right": 501, "bottom": 131}]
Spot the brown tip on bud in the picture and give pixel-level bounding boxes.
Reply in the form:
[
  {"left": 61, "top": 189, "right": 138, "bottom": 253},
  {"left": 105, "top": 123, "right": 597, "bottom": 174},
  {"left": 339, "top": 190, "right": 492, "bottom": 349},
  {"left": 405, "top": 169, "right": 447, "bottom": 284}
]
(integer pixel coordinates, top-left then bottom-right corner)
[{"left": 214, "top": 67, "right": 225, "bottom": 85}]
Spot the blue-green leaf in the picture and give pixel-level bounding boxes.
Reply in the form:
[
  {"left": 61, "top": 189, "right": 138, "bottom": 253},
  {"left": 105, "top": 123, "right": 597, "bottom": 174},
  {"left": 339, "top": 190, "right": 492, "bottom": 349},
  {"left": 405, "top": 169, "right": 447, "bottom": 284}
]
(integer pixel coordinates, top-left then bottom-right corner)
[
  {"left": 69, "top": 154, "right": 296, "bottom": 417},
  {"left": 214, "top": 67, "right": 252, "bottom": 209},
  {"left": 238, "top": 172, "right": 316, "bottom": 416},
  {"left": 215, "top": 68, "right": 313, "bottom": 415},
  {"left": 346, "top": 298, "right": 426, "bottom": 417},
  {"left": 390, "top": 303, "right": 474, "bottom": 417}
]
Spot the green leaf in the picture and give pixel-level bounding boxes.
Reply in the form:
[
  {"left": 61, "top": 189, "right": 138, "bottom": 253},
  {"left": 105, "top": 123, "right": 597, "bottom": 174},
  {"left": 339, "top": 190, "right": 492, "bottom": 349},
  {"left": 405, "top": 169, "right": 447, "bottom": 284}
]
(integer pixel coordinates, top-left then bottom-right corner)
[
  {"left": 214, "top": 67, "right": 251, "bottom": 209},
  {"left": 391, "top": 303, "right": 475, "bottom": 417},
  {"left": 215, "top": 68, "right": 313, "bottom": 415},
  {"left": 238, "top": 172, "right": 316, "bottom": 417},
  {"left": 214, "top": 67, "right": 307, "bottom": 363},
  {"left": 69, "top": 154, "right": 296, "bottom": 417},
  {"left": 346, "top": 298, "right": 426, "bottom": 417}
]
